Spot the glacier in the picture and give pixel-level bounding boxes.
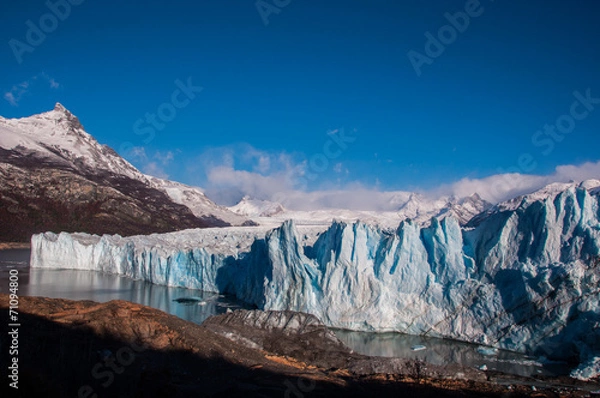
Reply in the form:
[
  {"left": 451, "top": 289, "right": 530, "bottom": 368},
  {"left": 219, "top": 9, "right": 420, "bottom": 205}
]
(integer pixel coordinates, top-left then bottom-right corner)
[{"left": 31, "top": 181, "right": 600, "bottom": 378}]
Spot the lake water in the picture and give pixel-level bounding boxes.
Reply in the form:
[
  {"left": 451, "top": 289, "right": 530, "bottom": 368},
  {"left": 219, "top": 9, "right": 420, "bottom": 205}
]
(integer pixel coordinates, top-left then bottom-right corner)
[
  {"left": 0, "top": 249, "right": 253, "bottom": 325},
  {"left": 0, "top": 249, "right": 570, "bottom": 378}
]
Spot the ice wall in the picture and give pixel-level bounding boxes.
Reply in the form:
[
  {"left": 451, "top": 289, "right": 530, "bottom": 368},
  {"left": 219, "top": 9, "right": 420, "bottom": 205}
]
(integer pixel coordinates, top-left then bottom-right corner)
[{"left": 31, "top": 183, "right": 600, "bottom": 377}]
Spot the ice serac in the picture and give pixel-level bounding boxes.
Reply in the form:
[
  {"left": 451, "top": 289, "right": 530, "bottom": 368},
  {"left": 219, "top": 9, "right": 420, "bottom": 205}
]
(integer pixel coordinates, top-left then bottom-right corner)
[{"left": 31, "top": 180, "right": 600, "bottom": 378}]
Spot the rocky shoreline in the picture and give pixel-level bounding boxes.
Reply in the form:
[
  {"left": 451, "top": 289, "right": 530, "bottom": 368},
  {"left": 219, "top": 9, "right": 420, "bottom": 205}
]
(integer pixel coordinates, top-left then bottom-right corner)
[
  {"left": 0, "top": 294, "right": 598, "bottom": 397},
  {"left": 0, "top": 242, "right": 30, "bottom": 250}
]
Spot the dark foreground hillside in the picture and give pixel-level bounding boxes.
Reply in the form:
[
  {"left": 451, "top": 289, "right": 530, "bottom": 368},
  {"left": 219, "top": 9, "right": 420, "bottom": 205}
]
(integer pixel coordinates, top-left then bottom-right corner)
[{"left": 1, "top": 294, "right": 597, "bottom": 397}]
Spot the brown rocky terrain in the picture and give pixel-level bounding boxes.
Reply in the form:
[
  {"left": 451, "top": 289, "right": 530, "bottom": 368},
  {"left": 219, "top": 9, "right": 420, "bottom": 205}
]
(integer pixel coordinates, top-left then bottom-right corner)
[
  {"left": 0, "top": 161, "right": 221, "bottom": 243},
  {"left": 0, "top": 243, "right": 30, "bottom": 250},
  {"left": 1, "top": 294, "right": 598, "bottom": 397}
]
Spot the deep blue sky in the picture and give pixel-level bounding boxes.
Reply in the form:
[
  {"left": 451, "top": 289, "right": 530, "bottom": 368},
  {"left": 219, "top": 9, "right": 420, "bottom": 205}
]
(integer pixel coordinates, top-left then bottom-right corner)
[{"left": 1, "top": 0, "right": 599, "bottom": 203}]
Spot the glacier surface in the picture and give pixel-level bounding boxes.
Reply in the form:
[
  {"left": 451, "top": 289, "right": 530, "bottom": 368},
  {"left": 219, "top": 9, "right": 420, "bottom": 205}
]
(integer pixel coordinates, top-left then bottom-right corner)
[{"left": 31, "top": 181, "right": 600, "bottom": 378}]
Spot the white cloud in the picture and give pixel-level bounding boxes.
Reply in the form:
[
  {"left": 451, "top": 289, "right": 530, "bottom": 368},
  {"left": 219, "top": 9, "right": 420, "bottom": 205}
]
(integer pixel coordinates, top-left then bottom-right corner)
[
  {"left": 129, "top": 147, "right": 174, "bottom": 179},
  {"left": 189, "top": 145, "right": 413, "bottom": 209},
  {"left": 154, "top": 150, "right": 174, "bottom": 165},
  {"left": 442, "top": 174, "right": 549, "bottom": 204},
  {"left": 4, "top": 82, "right": 29, "bottom": 107},
  {"left": 129, "top": 146, "right": 147, "bottom": 160},
  {"left": 4, "top": 92, "right": 17, "bottom": 106},
  {"left": 186, "top": 144, "right": 600, "bottom": 210},
  {"left": 273, "top": 188, "right": 414, "bottom": 211},
  {"left": 203, "top": 164, "right": 414, "bottom": 210},
  {"left": 205, "top": 166, "right": 292, "bottom": 205},
  {"left": 142, "top": 162, "right": 169, "bottom": 179},
  {"left": 441, "top": 160, "right": 600, "bottom": 203},
  {"left": 3, "top": 73, "right": 60, "bottom": 106},
  {"left": 188, "top": 144, "right": 302, "bottom": 205},
  {"left": 191, "top": 144, "right": 600, "bottom": 211},
  {"left": 554, "top": 161, "right": 600, "bottom": 181},
  {"left": 256, "top": 155, "right": 271, "bottom": 173},
  {"left": 187, "top": 143, "right": 307, "bottom": 205}
]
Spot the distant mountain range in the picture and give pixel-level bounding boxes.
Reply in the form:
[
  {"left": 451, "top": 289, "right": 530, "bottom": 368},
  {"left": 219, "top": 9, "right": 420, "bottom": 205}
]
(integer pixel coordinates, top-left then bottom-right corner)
[{"left": 228, "top": 192, "right": 491, "bottom": 228}]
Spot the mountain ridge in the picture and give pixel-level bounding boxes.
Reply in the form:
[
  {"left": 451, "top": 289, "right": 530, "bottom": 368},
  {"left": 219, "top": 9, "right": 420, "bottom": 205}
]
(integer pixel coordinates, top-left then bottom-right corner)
[
  {"left": 228, "top": 192, "right": 492, "bottom": 228},
  {"left": 0, "top": 103, "right": 251, "bottom": 241},
  {"left": 1, "top": 104, "right": 597, "bottom": 242}
]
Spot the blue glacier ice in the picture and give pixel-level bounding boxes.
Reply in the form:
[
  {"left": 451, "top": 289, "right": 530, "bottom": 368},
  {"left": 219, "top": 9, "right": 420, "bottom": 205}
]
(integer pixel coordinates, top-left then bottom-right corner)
[{"left": 31, "top": 181, "right": 600, "bottom": 378}]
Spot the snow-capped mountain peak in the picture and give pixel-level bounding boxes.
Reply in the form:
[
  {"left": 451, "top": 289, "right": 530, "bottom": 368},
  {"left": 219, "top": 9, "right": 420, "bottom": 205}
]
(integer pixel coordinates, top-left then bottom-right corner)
[
  {"left": 0, "top": 104, "right": 252, "bottom": 241},
  {"left": 434, "top": 193, "right": 491, "bottom": 225},
  {"left": 229, "top": 196, "right": 286, "bottom": 217},
  {"left": 53, "top": 102, "right": 69, "bottom": 113},
  {"left": 0, "top": 103, "right": 145, "bottom": 181},
  {"left": 226, "top": 192, "right": 492, "bottom": 228}
]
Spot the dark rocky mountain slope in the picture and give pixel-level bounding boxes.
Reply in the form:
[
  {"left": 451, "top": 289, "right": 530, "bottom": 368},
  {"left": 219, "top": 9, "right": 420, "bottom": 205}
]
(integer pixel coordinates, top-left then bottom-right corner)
[{"left": 0, "top": 103, "right": 247, "bottom": 242}]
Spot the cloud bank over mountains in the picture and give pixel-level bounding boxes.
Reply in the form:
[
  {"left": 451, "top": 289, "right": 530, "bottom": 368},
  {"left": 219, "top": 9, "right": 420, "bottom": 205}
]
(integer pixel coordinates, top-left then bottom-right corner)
[{"left": 175, "top": 143, "right": 600, "bottom": 210}]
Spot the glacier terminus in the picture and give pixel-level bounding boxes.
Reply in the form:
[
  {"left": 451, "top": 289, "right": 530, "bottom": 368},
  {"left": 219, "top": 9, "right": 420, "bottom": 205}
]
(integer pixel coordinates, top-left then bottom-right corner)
[{"left": 31, "top": 180, "right": 600, "bottom": 379}]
